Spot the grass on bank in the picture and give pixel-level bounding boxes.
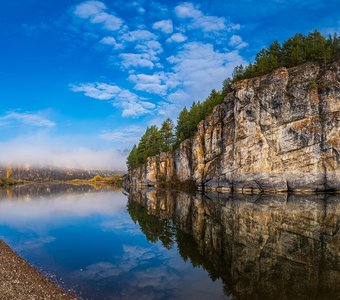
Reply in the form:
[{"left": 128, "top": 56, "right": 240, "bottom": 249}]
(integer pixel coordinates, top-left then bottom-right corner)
[
  {"left": 0, "top": 178, "right": 24, "bottom": 187},
  {"left": 70, "top": 174, "right": 124, "bottom": 187}
]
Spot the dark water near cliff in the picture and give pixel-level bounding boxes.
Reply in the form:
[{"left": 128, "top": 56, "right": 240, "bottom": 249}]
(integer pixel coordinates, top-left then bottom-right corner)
[{"left": 0, "top": 184, "right": 339, "bottom": 300}]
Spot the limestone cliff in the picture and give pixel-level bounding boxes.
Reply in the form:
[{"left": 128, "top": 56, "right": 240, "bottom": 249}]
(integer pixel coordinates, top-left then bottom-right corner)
[{"left": 128, "top": 61, "right": 340, "bottom": 193}]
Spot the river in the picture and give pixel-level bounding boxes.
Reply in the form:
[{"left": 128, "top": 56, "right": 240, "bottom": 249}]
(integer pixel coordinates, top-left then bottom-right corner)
[{"left": 0, "top": 184, "right": 339, "bottom": 299}]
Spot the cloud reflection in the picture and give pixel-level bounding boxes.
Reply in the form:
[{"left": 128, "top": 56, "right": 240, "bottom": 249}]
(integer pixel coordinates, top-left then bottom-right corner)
[{"left": 0, "top": 188, "right": 127, "bottom": 231}]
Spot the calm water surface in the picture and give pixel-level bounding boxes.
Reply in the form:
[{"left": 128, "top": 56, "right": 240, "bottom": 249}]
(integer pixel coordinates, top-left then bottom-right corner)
[{"left": 0, "top": 184, "right": 339, "bottom": 300}]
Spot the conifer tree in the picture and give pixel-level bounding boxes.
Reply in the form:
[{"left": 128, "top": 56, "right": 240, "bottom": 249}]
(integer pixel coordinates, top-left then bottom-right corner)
[
  {"left": 160, "top": 118, "right": 175, "bottom": 152},
  {"left": 176, "top": 107, "right": 190, "bottom": 143}
]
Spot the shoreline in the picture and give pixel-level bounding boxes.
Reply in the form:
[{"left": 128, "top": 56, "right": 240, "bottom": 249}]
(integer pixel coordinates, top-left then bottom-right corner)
[
  {"left": 125, "top": 182, "right": 340, "bottom": 195},
  {"left": 0, "top": 240, "right": 77, "bottom": 300}
]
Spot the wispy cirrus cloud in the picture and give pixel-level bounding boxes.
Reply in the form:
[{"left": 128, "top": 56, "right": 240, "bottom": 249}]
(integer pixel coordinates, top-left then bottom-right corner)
[
  {"left": 70, "top": 82, "right": 155, "bottom": 117},
  {"left": 0, "top": 112, "right": 55, "bottom": 127}
]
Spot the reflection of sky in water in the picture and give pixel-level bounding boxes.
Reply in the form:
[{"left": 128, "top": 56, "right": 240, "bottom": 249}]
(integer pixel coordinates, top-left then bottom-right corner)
[{"left": 0, "top": 186, "right": 227, "bottom": 300}]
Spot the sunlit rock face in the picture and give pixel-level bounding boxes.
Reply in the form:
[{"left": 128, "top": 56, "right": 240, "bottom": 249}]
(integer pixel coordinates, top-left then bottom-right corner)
[
  {"left": 128, "top": 61, "right": 340, "bottom": 192},
  {"left": 128, "top": 189, "right": 340, "bottom": 300}
]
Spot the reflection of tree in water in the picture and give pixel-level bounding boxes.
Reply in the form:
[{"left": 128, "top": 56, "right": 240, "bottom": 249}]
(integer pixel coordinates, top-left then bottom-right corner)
[
  {"left": 127, "top": 197, "right": 232, "bottom": 295},
  {"left": 127, "top": 189, "right": 340, "bottom": 300},
  {"left": 127, "top": 200, "right": 176, "bottom": 250},
  {"left": 176, "top": 230, "right": 227, "bottom": 286}
]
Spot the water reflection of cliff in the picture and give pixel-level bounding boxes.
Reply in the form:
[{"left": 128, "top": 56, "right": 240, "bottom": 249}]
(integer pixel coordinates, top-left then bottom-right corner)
[{"left": 127, "top": 189, "right": 340, "bottom": 300}]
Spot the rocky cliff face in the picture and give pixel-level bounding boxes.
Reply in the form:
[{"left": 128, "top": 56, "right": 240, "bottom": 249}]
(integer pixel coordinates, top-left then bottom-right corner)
[
  {"left": 129, "top": 61, "right": 340, "bottom": 192},
  {"left": 128, "top": 189, "right": 340, "bottom": 300}
]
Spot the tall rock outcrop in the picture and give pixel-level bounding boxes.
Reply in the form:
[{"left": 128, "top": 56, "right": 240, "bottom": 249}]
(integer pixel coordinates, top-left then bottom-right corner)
[{"left": 128, "top": 61, "right": 340, "bottom": 193}]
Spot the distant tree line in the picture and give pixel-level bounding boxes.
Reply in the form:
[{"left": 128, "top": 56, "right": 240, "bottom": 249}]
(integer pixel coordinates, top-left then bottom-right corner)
[{"left": 127, "top": 30, "right": 339, "bottom": 170}]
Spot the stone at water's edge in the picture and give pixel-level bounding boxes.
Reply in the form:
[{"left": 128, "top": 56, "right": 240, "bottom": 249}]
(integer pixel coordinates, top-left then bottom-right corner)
[{"left": 128, "top": 61, "right": 340, "bottom": 193}]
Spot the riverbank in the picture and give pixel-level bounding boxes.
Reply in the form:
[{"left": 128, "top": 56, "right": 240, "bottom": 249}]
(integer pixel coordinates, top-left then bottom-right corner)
[
  {"left": 0, "top": 240, "right": 77, "bottom": 300},
  {"left": 0, "top": 174, "right": 124, "bottom": 190},
  {"left": 0, "top": 178, "right": 24, "bottom": 187}
]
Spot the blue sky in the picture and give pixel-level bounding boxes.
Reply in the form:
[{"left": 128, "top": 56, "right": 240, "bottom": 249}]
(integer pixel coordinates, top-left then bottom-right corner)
[{"left": 0, "top": 0, "right": 338, "bottom": 170}]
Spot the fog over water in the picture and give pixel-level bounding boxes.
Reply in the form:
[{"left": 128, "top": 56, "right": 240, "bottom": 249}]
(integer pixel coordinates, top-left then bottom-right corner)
[{"left": 0, "top": 133, "right": 127, "bottom": 171}]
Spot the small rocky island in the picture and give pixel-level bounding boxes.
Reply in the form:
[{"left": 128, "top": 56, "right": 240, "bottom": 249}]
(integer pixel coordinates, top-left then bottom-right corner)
[{"left": 127, "top": 61, "right": 339, "bottom": 193}]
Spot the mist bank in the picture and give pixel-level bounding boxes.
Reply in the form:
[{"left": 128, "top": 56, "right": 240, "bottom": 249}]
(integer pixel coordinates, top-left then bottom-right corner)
[
  {"left": 0, "top": 133, "right": 127, "bottom": 172},
  {"left": 0, "top": 166, "right": 122, "bottom": 182}
]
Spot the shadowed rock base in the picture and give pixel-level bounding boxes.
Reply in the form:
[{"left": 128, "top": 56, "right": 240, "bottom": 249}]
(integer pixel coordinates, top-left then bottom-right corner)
[{"left": 0, "top": 240, "right": 77, "bottom": 300}]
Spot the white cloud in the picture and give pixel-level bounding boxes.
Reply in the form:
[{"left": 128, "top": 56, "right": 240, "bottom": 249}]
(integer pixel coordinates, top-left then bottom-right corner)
[
  {"left": 70, "top": 2, "right": 246, "bottom": 122},
  {"left": 129, "top": 73, "right": 162, "bottom": 85},
  {"left": 165, "top": 42, "right": 246, "bottom": 108},
  {"left": 0, "top": 190, "right": 128, "bottom": 231},
  {"left": 119, "top": 99, "right": 155, "bottom": 118},
  {"left": 100, "top": 125, "right": 143, "bottom": 147},
  {"left": 73, "top": 1, "right": 123, "bottom": 31},
  {"left": 0, "top": 112, "right": 55, "bottom": 127},
  {"left": 121, "top": 30, "right": 157, "bottom": 42},
  {"left": 119, "top": 53, "right": 155, "bottom": 69},
  {"left": 99, "top": 36, "right": 124, "bottom": 49},
  {"left": 174, "top": 2, "right": 239, "bottom": 32},
  {"left": 129, "top": 1, "right": 146, "bottom": 14},
  {"left": 229, "top": 35, "right": 248, "bottom": 49},
  {"left": 74, "top": 0, "right": 106, "bottom": 18},
  {"left": 70, "top": 82, "right": 121, "bottom": 100},
  {"left": 135, "top": 40, "right": 163, "bottom": 61},
  {"left": 152, "top": 20, "right": 173, "bottom": 34},
  {"left": 115, "top": 35, "right": 164, "bottom": 69},
  {"left": 134, "top": 83, "right": 167, "bottom": 95},
  {"left": 128, "top": 72, "right": 179, "bottom": 95},
  {"left": 166, "top": 33, "right": 187, "bottom": 43},
  {"left": 70, "top": 82, "right": 155, "bottom": 117}
]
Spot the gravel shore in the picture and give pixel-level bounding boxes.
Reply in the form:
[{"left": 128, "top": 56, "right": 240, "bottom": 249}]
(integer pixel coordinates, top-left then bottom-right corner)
[{"left": 0, "top": 240, "right": 77, "bottom": 300}]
